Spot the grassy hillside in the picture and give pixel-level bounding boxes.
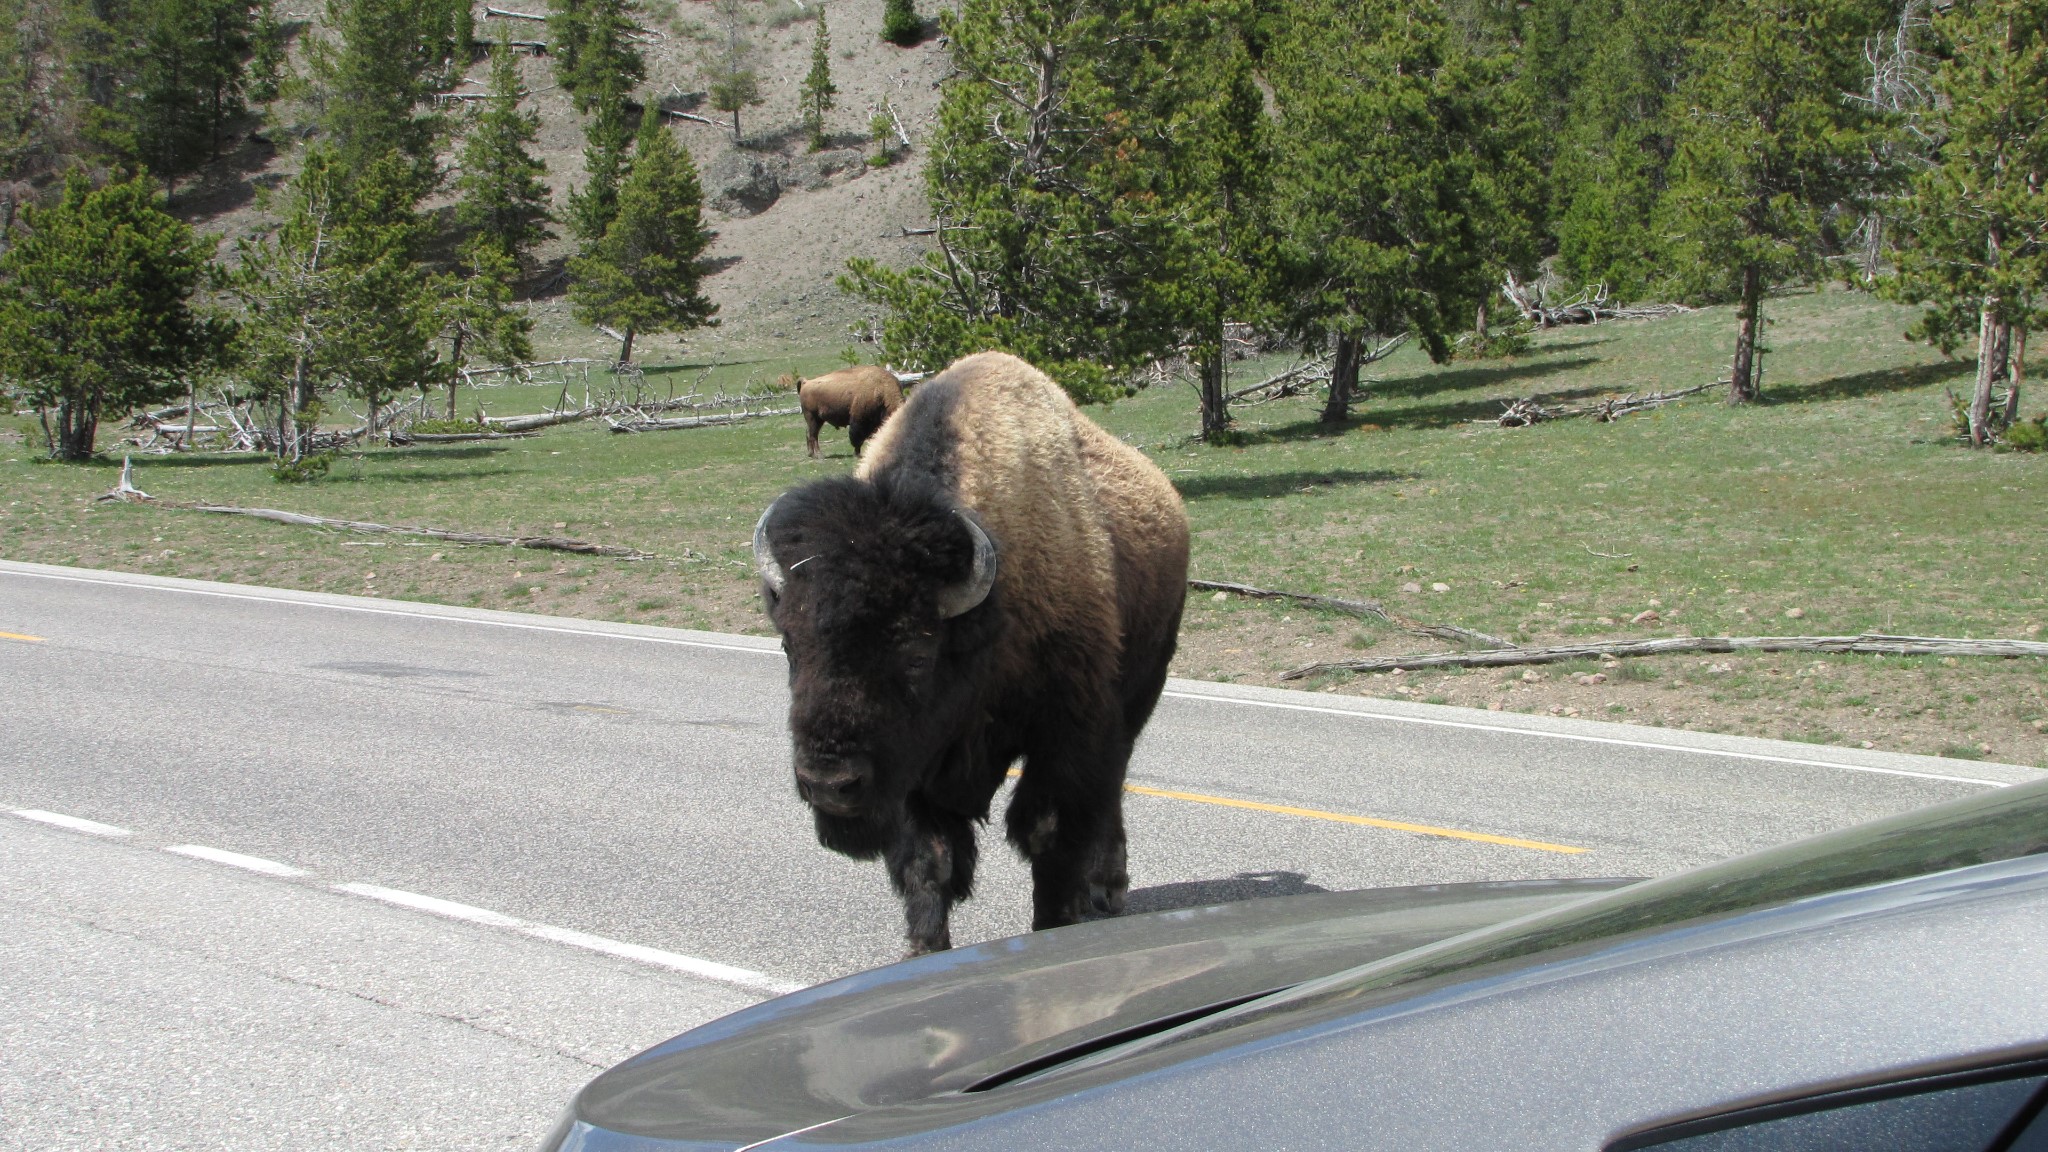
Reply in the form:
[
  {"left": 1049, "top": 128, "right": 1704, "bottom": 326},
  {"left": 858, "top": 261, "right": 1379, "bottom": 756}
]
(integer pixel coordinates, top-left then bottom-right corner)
[{"left": 4, "top": 286, "right": 2044, "bottom": 764}]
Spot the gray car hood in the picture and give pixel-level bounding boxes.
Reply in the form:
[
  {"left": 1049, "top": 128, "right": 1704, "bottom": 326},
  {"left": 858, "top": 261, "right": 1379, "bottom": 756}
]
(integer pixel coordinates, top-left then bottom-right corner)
[{"left": 563, "top": 878, "right": 1629, "bottom": 1148}]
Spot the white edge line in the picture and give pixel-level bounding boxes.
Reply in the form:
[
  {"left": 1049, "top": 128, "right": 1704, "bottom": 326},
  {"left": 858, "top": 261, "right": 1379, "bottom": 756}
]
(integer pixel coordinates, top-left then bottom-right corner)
[
  {"left": 165, "top": 844, "right": 307, "bottom": 877},
  {"left": 1, "top": 567, "right": 779, "bottom": 657},
  {"left": 335, "top": 882, "right": 804, "bottom": 997},
  {"left": 11, "top": 809, "right": 133, "bottom": 837},
  {"left": 1161, "top": 690, "right": 2011, "bottom": 789},
  {"left": 17, "top": 564, "right": 2005, "bottom": 789}
]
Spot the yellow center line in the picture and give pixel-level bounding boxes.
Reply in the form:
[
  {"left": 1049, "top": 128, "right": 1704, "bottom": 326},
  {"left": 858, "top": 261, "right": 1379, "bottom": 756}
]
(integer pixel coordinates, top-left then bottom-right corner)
[
  {"left": 1005, "top": 767, "right": 1587, "bottom": 855},
  {"left": 0, "top": 631, "right": 46, "bottom": 644}
]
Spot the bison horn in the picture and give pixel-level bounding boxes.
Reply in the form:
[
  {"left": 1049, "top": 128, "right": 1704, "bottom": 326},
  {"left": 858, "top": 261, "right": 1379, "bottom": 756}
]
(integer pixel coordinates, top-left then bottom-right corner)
[
  {"left": 936, "top": 511, "right": 997, "bottom": 619},
  {"left": 753, "top": 500, "right": 786, "bottom": 596}
]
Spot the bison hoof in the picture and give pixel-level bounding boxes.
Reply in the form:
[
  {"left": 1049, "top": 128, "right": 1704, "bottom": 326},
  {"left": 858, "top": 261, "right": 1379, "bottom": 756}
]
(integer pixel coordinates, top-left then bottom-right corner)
[{"left": 904, "top": 936, "right": 952, "bottom": 958}]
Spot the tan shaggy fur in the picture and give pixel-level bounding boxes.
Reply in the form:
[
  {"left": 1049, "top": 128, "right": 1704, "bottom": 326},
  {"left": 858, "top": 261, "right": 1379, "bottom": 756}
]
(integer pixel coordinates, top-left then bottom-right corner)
[
  {"left": 857, "top": 352, "right": 1189, "bottom": 687},
  {"left": 797, "top": 365, "right": 904, "bottom": 457}
]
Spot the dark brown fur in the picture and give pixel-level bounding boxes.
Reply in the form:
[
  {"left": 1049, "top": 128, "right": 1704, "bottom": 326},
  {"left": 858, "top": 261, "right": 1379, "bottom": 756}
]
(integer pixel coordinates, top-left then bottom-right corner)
[
  {"left": 756, "top": 353, "right": 1190, "bottom": 953},
  {"left": 796, "top": 365, "right": 903, "bottom": 458}
]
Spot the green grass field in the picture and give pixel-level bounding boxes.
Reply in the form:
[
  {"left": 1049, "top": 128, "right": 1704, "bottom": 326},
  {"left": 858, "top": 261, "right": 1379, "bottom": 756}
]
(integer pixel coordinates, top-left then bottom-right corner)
[{"left": 5, "top": 286, "right": 2045, "bottom": 763}]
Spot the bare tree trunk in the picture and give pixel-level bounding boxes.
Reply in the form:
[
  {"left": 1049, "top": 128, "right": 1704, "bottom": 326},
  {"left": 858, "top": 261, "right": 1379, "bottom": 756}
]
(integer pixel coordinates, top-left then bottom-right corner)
[
  {"left": 447, "top": 329, "right": 467, "bottom": 419},
  {"left": 1198, "top": 345, "right": 1229, "bottom": 442},
  {"left": 618, "top": 326, "right": 636, "bottom": 368},
  {"left": 1729, "top": 264, "right": 1763, "bottom": 404},
  {"left": 1321, "top": 332, "right": 1361, "bottom": 425},
  {"left": 731, "top": 107, "right": 742, "bottom": 142},
  {"left": 2005, "top": 327, "right": 2027, "bottom": 424},
  {"left": 184, "top": 377, "right": 198, "bottom": 448},
  {"left": 1474, "top": 299, "right": 1489, "bottom": 343},
  {"left": 1971, "top": 297, "right": 2000, "bottom": 446},
  {"left": 55, "top": 394, "right": 98, "bottom": 460}
]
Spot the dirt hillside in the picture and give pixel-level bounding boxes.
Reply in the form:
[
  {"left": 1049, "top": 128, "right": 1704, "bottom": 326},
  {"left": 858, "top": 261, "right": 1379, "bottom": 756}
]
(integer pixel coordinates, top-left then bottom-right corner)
[{"left": 190, "top": 0, "right": 951, "bottom": 361}]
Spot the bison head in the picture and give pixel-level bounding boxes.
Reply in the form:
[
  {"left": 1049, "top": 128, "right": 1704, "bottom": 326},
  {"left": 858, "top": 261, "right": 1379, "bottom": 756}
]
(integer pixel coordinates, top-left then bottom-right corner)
[{"left": 753, "top": 476, "right": 1000, "bottom": 849}]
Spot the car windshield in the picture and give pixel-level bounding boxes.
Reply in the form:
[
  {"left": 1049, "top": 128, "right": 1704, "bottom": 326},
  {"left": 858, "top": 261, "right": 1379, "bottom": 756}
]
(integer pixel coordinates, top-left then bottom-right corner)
[{"left": 1074, "top": 776, "right": 2048, "bottom": 1068}]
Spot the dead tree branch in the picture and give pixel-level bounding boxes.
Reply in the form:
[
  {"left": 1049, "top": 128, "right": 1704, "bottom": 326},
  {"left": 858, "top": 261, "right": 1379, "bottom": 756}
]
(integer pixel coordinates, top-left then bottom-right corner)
[
  {"left": 1486, "top": 382, "right": 1714, "bottom": 427},
  {"left": 607, "top": 406, "right": 798, "bottom": 433},
  {"left": 1190, "top": 578, "right": 1515, "bottom": 650},
  {"left": 117, "top": 496, "right": 652, "bottom": 558},
  {"left": 1280, "top": 633, "right": 2048, "bottom": 680},
  {"left": 1502, "top": 274, "right": 1692, "bottom": 327}
]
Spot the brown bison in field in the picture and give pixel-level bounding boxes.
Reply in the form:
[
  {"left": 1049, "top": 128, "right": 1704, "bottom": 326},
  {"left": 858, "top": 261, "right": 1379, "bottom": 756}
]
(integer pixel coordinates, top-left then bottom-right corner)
[
  {"left": 795, "top": 365, "right": 902, "bottom": 457},
  {"left": 753, "top": 352, "right": 1190, "bottom": 954}
]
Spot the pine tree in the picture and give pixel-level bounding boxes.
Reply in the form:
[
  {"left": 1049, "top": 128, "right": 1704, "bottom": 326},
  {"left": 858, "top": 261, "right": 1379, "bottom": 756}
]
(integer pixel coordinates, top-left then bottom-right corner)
[
  {"left": 317, "top": 0, "right": 471, "bottom": 184},
  {"left": 1158, "top": 2, "right": 1277, "bottom": 440},
  {"left": 801, "top": 8, "right": 836, "bottom": 151},
  {"left": 703, "top": 0, "right": 762, "bottom": 142},
  {"left": 433, "top": 238, "right": 533, "bottom": 417},
  {"left": 1884, "top": 0, "right": 2048, "bottom": 445},
  {"left": 0, "top": 171, "right": 225, "bottom": 459},
  {"left": 565, "top": 78, "right": 631, "bottom": 242},
  {"left": 1538, "top": 0, "right": 1714, "bottom": 300},
  {"left": 68, "top": 0, "right": 253, "bottom": 194},
  {"left": 882, "top": 0, "right": 920, "bottom": 45},
  {"left": 247, "top": 0, "right": 287, "bottom": 103},
  {"left": 567, "top": 108, "right": 718, "bottom": 366},
  {"left": 231, "top": 148, "right": 436, "bottom": 458},
  {"left": 840, "top": 0, "right": 1195, "bottom": 404},
  {"left": 547, "top": 0, "right": 643, "bottom": 114},
  {"left": 1658, "top": 0, "right": 1892, "bottom": 403},
  {"left": 457, "top": 40, "right": 552, "bottom": 269},
  {"left": 1269, "top": 0, "right": 1491, "bottom": 424}
]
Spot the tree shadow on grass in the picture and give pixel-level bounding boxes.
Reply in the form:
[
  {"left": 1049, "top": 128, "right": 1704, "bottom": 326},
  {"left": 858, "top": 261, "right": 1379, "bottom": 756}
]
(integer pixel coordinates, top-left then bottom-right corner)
[
  {"left": 1124, "top": 870, "right": 1330, "bottom": 914},
  {"left": 1174, "top": 468, "right": 1415, "bottom": 500},
  {"left": 1372, "top": 355, "right": 1603, "bottom": 401},
  {"left": 359, "top": 466, "right": 521, "bottom": 485},
  {"left": 1765, "top": 358, "right": 1973, "bottom": 405}
]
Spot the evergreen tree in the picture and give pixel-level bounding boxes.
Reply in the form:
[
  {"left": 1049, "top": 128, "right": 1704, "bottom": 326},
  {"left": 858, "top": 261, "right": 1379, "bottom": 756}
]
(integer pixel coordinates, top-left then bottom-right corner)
[
  {"left": 565, "top": 77, "right": 630, "bottom": 242},
  {"left": 1523, "top": 0, "right": 1715, "bottom": 300},
  {"left": 1658, "top": 0, "right": 1892, "bottom": 403},
  {"left": 1269, "top": 0, "right": 1491, "bottom": 424},
  {"left": 0, "top": 171, "right": 225, "bottom": 459},
  {"left": 1884, "top": 0, "right": 2048, "bottom": 445},
  {"left": 1159, "top": 1, "right": 1277, "bottom": 440},
  {"left": 882, "top": 0, "right": 920, "bottom": 45},
  {"left": 433, "top": 238, "right": 533, "bottom": 417},
  {"left": 66, "top": 0, "right": 253, "bottom": 194},
  {"left": 801, "top": 8, "right": 836, "bottom": 151},
  {"left": 0, "top": 0, "right": 59, "bottom": 184},
  {"left": 230, "top": 148, "right": 436, "bottom": 458},
  {"left": 317, "top": 0, "right": 470, "bottom": 183},
  {"left": 547, "top": 0, "right": 643, "bottom": 114},
  {"left": 703, "top": 0, "right": 762, "bottom": 142},
  {"left": 456, "top": 40, "right": 552, "bottom": 269},
  {"left": 247, "top": 0, "right": 287, "bottom": 103},
  {"left": 840, "top": 0, "right": 1195, "bottom": 404},
  {"left": 567, "top": 108, "right": 718, "bottom": 365}
]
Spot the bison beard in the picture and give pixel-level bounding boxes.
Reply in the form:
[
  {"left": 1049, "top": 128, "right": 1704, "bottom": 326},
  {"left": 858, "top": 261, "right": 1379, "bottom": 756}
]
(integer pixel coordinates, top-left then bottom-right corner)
[{"left": 755, "top": 353, "right": 1185, "bottom": 955}]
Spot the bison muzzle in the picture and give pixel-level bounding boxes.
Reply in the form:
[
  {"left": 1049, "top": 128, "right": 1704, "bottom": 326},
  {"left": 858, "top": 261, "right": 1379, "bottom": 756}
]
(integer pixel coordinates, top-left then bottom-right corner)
[{"left": 754, "top": 352, "right": 1189, "bottom": 954}]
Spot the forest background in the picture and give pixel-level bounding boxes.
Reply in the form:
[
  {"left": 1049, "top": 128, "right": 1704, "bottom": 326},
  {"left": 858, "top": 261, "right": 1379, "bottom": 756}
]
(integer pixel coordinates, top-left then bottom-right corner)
[{"left": 0, "top": 0, "right": 2044, "bottom": 762}]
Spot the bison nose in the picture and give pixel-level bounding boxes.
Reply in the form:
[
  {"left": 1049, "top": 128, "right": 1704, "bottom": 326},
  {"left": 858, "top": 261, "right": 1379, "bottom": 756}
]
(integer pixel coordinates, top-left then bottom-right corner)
[{"left": 796, "top": 764, "right": 869, "bottom": 815}]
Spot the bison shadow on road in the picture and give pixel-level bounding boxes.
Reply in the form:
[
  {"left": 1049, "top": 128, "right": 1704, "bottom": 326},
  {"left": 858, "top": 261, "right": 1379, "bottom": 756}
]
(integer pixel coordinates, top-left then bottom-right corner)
[{"left": 1123, "top": 870, "right": 1330, "bottom": 914}]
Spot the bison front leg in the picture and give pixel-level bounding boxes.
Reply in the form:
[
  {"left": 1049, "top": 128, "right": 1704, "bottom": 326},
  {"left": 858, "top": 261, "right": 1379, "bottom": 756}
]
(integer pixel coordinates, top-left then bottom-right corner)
[
  {"left": 884, "top": 798, "right": 980, "bottom": 955},
  {"left": 1007, "top": 757, "right": 1130, "bottom": 931}
]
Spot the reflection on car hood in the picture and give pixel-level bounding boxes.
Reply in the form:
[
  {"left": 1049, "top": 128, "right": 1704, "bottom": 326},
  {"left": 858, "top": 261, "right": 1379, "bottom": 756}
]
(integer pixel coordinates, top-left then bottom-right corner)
[{"left": 562, "top": 879, "right": 1630, "bottom": 1149}]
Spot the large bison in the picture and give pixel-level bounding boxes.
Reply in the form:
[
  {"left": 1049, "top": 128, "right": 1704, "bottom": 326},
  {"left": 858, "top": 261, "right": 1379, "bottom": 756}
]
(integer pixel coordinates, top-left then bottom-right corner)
[
  {"left": 753, "top": 352, "right": 1190, "bottom": 954},
  {"left": 795, "top": 365, "right": 903, "bottom": 458}
]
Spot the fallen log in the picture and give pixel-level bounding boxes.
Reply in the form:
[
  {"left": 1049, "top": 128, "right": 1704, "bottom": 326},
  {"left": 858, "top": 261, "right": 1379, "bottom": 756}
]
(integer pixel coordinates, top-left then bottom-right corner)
[
  {"left": 1484, "top": 382, "right": 1714, "bottom": 427},
  {"left": 1280, "top": 633, "right": 2048, "bottom": 680},
  {"left": 95, "top": 468, "right": 651, "bottom": 558},
  {"left": 177, "top": 505, "right": 652, "bottom": 558},
  {"left": 607, "top": 406, "right": 798, "bottom": 433},
  {"left": 489, "top": 406, "right": 605, "bottom": 432},
  {"left": 1190, "top": 578, "right": 1515, "bottom": 650},
  {"left": 388, "top": 430, "right": 539, "bottom": 444}
]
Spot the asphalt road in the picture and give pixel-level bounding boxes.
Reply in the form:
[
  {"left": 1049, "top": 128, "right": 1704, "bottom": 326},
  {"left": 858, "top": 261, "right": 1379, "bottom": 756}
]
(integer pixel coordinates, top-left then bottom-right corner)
[{"left": 4, "top": 558, "right": 2040, "bottom": 1148}]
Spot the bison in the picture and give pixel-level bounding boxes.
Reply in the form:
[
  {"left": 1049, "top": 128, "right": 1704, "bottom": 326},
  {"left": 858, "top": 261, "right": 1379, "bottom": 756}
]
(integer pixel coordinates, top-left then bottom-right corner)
[
  {"left": 795, "top": 365, "right": 903, "bottom": 458},
  {"left": 753, "top": 352, "right": 1190, "bottom": 954}
]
